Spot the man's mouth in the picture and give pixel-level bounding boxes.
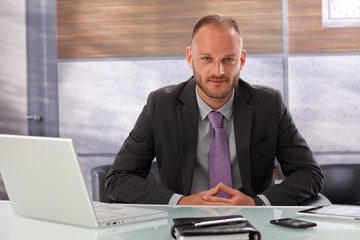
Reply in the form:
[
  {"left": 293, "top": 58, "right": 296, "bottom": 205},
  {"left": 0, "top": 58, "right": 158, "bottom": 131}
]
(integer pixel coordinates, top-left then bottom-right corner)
[{"left": 209, "top": 78, "right": 227, "bottom": 83}]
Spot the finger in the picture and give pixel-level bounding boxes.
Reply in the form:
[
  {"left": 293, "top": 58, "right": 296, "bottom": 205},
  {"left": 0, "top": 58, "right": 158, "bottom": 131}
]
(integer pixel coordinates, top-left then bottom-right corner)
[
  {"left": 202, "top": 195, "right": 234, "bottom": 204},
  {"left": 218, "top": 183, "right": 241, "bottom": 196},
  {"left": 203, "top": 201, "right": 234, "bottom": 206},
  {"left": 203, "top": 196, "right": 235, "bottom": 206},
  {"left": 203, "top": 186, "right": 221, "bottom": 196}
]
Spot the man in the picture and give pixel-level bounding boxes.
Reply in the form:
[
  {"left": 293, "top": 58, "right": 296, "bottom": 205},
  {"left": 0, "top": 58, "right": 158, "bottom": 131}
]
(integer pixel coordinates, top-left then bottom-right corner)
[{"left": 105, "top": 14, "right": 324, "bottom": 206}]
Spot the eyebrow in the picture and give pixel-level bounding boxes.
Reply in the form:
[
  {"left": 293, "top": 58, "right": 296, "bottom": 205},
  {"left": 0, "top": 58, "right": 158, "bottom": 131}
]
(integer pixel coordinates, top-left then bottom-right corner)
[{"left": 199, "top": 53, "right": 238, "bottom": 58}]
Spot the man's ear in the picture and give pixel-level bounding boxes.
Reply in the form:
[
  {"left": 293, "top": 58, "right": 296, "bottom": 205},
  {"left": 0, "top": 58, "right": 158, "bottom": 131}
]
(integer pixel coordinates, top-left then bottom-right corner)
[
  {"left": 186, "top": 46, "right": 193, "bottom": 69},
  {"left": 240, "top": 49, "right": 247, "bottom": 70}
]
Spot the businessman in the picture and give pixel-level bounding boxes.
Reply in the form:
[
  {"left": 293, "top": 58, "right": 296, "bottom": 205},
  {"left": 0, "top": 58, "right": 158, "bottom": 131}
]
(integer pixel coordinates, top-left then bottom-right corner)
[{"left": 105, "top": 14, "right": 324, "bottom": 206}]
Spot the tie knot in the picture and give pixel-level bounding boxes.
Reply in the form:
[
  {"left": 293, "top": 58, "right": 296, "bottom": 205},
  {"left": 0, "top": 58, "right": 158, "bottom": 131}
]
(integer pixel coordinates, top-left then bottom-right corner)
[{"left": 208, "top": 111, "right": 223, "bottom": 128}]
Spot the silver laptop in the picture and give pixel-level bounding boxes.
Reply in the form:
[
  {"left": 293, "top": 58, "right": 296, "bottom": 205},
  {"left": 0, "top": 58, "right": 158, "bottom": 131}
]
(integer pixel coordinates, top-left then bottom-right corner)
[{"left": 0, "top": 134, "right": 167, "bottom": 228}]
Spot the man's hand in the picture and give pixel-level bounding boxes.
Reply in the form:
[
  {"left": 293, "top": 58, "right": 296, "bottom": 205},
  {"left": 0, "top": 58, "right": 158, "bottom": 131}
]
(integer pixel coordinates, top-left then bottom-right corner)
[
  {"left": 177, "top": 186, "right": 222, "bottom": 205},
  {"left": 203, "top": 183, "right": 256, "bottom": 206},
  {"left": 177, "top": 183, "right": 256, "bottom": 206}
]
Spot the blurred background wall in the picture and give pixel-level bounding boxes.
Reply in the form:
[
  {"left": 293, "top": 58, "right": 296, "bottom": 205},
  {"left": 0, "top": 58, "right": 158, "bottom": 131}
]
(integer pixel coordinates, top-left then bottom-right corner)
[
  {"left": 0, "top": 0, "right": 27, "bottom": 200},
  {"left": 1, "top": 0, "right": 360, "bottom": 199}
]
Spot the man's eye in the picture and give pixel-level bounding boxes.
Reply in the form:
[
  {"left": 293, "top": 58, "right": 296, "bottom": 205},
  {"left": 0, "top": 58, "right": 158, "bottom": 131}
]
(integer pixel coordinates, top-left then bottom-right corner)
[
  {"left": 224, "top": 58, "right": 234, "bottom": 63},
  {"left": 201, "top": 57, "right": 211, "bottom": 61}
]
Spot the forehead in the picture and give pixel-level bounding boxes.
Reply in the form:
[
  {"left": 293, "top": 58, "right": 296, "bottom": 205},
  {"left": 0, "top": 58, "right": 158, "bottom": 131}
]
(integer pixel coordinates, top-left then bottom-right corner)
[{"left": 192, "top": 24, "right": 242, "bottom": 54}]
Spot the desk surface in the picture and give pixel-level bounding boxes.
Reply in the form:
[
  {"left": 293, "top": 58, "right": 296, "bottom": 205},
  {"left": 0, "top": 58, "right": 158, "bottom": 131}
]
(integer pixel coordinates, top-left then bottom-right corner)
[{"left": 1, "top": 201, "right": 359, "bottom": 240}]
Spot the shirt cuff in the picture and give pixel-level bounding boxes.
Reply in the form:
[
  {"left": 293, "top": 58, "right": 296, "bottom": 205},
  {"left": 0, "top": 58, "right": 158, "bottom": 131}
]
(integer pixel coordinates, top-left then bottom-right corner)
[
  {"left": 258, "top": 194, "right": 271, "bottom": 206},
  {"left": 168, "top": 193, "right": 184, "bottom": 205}
]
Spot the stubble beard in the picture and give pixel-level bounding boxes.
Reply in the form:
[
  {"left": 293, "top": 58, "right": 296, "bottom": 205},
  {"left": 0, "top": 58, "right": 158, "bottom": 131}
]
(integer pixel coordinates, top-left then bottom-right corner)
[{"left": 193, "top": 68, "right": 240, "bottom": 99}]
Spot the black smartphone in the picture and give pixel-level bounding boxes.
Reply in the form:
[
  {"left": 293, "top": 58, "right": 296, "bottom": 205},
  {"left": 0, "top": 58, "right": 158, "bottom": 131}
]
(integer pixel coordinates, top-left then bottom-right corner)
[{"left": 270, "top": 218, "right": 317, "bottom": 229}]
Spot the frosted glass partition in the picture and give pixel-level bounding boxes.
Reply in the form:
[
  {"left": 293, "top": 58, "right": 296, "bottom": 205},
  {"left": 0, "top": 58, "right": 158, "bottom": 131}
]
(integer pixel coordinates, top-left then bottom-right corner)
[
  {"left": 58, "top": 59, "right": 190, "bottom": 154},
  {"left": 288, "top": 55, "right": 360, "bottom": 153},
  {"left": 58, "top": 57, "right": 284, "bottom": 154},
  {"left": 241, "top": 57, "right": 284, "bottom": 94},
  {"left": 315, "top": 154, "right": 360, "bottom": 165}
]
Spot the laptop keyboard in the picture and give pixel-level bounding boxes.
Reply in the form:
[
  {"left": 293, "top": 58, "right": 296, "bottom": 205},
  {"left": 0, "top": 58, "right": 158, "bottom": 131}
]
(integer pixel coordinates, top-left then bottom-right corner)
[{"left": 95, "top": 209, "right": 127, "bottom": 221}]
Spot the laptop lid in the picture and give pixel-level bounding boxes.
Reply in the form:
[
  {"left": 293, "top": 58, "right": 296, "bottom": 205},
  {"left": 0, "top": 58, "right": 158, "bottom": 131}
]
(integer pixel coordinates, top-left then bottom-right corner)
[{"left": 0, "top": 134, "right": 166, "bottom": 228}]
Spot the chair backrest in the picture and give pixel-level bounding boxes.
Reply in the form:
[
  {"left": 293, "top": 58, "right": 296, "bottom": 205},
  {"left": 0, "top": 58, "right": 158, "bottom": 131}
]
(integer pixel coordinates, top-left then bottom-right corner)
[
  {"left": 297, "top": 193, "right": 331, "bottom": 206},
  {"left": 91, "top": 165, "right": 112, "bottom": 203},
  {"left": 320, "top": 164, "right": 360, "bottom": 205},
  {"left": 91, "top": 161, "right": 161, "bottom": 203}
]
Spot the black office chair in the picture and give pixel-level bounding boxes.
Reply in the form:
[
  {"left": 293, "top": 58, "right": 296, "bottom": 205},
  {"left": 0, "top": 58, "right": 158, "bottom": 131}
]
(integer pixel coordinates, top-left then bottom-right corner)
[
  {"left": 91, "top": 161, "right": 161, "bottom": 203},
  {"left": 320, "top": 164, "right": 360, "bottom": 205},
  {"left": 297, "top": 193, "right": 330, "bottom": 206},
  {"left": 91, "top": 165, "right": 112, "bottom": 203}
]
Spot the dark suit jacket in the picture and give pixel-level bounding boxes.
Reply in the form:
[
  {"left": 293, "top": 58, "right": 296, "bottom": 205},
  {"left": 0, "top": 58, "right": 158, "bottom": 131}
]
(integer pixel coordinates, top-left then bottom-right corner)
[{"left": 105, "top": 77, "right": 324, "bottom": 205}]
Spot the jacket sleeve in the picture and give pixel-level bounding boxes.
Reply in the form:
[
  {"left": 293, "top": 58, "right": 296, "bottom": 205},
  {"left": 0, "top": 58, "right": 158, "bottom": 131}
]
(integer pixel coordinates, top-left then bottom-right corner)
[
  {"left": 261, "top": 91, "right": 324, "bottom": 205},
  {"left": 105, "top": 92, "right": 175, "bottom": 204}
]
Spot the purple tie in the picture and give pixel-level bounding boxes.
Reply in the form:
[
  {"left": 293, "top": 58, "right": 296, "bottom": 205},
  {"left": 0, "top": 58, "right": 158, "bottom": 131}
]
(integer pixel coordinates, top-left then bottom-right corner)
[{"left": 208, "top": 111, "right": 232, "bottom": 197}]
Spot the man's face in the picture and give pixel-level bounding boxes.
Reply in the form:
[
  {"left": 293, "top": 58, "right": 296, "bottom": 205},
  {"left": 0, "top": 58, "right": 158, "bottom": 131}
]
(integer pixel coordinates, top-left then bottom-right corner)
[{"left": 186, "top": 24, "right": 246, "bottom": 108}]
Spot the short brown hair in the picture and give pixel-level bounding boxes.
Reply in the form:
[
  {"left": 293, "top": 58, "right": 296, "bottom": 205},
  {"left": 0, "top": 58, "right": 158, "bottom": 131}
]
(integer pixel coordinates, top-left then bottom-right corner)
[{"left": 191, "top": 14, "right": 243, "bottom": 43}]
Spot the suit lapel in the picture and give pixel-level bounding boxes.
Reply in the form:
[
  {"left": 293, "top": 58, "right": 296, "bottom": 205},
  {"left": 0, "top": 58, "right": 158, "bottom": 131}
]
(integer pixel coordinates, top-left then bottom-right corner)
[
  {"left": 233, "top": 82, "right": 254, "bottom": 195},
  {"left": 177, "top": 79, "right": 198, "bottom": 195}
]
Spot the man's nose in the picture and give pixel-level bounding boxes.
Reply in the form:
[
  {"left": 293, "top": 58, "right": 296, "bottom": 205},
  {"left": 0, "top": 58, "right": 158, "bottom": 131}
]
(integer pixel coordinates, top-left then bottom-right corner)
[{"left": 213, "top": 61, "right": 224, "bottom": 77}]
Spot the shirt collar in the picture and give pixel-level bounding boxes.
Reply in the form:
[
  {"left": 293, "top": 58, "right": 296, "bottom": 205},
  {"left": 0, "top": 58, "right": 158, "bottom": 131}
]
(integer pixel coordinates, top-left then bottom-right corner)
[{"left": 196, "top": 89, "right": 234, "bottom": 121}]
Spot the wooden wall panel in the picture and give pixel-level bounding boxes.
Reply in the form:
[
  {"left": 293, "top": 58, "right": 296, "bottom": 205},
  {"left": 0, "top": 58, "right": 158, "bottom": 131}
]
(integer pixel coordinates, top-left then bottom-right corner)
[
  {"left": 57, "top": 0, "right": 282, "bottom": 59},
  {"left": 288, "top": 0, "right": 360, "bottom": 53}
]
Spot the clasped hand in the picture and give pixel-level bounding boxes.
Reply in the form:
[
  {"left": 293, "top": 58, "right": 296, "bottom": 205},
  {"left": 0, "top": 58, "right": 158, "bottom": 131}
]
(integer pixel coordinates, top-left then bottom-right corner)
[{"left": 177, "top": 183, "right": 255, "bottom": 206}]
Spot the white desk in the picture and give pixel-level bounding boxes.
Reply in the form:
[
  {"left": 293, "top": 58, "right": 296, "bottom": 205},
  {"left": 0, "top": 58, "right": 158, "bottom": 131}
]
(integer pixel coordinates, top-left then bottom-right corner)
[{"left": 1, "top": 201, "right": 359, "bottom": 240}]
